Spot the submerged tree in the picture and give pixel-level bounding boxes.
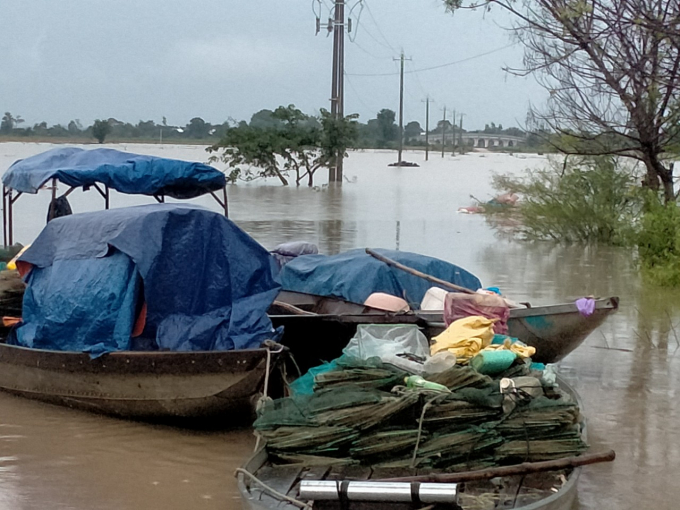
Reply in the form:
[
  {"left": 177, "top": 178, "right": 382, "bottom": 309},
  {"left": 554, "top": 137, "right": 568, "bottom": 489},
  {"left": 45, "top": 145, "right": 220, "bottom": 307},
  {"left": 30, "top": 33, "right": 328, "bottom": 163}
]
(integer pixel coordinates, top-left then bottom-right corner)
[
  {"left": 0, "top": 112, "right": 22, "bottom": 134},
  {"left": 92, "top": 119, "right": 112, "bottom": 143},
  {"left": 376, "top": 109, "right": 398, "bottom": 147},
  {"left": 208, "top": 105, "right": 358, "bottom": 187},
  {"left": 444, "top": 0, "right": 680, "bottom": 202}
]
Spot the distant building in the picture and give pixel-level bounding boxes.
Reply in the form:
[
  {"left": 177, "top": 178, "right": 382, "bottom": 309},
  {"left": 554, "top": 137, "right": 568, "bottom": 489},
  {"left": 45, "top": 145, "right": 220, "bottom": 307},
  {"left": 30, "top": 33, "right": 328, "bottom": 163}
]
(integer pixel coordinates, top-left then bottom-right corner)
[{"left": 418, "top": 130, "right": 526, "bottom": 148}]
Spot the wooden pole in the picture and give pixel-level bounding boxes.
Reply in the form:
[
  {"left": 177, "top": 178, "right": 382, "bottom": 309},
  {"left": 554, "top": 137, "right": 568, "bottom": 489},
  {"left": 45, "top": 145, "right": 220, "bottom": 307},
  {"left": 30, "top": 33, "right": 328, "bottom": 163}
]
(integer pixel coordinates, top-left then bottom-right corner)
[
  {"left": 378, "top": 450, "right": 616, "bottom": 483},
  {"left": 48, "top": 178, "right": 57, "bottom": 222},
  {"left": 2, "top": 186, "right": 7, "bottom": 247},
  {"left": 8, "top": 189, "right": 13, "bottom": 246},
  {"left": 365, "top": 248, "right": 476, "bottom": 295}
]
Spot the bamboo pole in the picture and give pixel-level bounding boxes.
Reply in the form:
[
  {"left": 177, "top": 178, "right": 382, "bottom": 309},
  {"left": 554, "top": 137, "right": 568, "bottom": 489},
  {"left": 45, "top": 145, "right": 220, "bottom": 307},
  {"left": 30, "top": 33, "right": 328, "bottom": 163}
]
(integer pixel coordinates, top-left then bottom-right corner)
[
  {"left": 377, "top": 450, "right": 615, "bottom": 483},
  {"left": 271, "top": 301, "right": 316, "bottom": 316},
  {"left": 365, "top": 248, "right": 476, "bottom": 295}
]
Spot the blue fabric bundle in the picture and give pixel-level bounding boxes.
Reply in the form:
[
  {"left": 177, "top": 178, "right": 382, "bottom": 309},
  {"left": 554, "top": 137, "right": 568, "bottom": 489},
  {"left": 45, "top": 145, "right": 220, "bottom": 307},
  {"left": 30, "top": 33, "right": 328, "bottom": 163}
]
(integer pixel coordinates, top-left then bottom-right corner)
[
  {"left": 13, "top": 204, "right": 280, "bottom": 354},
  {"left": 277, "top": 248, "right": 481, "bottom": 307}
]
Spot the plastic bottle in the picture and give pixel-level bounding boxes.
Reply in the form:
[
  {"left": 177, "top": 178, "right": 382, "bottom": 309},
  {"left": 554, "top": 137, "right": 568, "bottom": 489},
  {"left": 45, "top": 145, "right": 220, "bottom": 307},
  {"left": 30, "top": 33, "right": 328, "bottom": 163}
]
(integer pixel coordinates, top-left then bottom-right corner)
[{"left": 404, "top": 375, "right": 451, "bottom": 393}]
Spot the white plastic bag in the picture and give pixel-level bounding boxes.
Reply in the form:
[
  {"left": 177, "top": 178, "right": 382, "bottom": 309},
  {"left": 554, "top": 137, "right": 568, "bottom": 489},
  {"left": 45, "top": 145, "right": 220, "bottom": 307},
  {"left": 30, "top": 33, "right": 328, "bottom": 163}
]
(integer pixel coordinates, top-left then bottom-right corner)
[{"left": 343, "top": 324, "right": 430, "bottom": 374}]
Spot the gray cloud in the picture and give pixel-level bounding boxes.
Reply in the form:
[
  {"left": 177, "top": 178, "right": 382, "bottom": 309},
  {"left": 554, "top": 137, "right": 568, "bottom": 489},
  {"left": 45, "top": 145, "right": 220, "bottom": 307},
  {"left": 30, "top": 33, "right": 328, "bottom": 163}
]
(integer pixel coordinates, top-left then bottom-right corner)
[{"left": 0, "top": 0, "right": 546, "bottom": 130}]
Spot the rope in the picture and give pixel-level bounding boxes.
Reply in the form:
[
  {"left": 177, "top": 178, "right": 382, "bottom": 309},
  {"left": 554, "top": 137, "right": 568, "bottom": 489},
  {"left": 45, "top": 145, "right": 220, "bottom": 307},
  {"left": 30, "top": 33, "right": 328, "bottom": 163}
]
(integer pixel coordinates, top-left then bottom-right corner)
[
  {"left": 410, "top": 391, "right": 449, "bottom": 469},
  {"left": 235, "top": 468, "right": 312, "bottom": 509},
  {"left": 254, "top": 342, "right": 286, "bottom": 453},
  {"left": 257, "top": 342, "right": 286, "bottom": 413}
]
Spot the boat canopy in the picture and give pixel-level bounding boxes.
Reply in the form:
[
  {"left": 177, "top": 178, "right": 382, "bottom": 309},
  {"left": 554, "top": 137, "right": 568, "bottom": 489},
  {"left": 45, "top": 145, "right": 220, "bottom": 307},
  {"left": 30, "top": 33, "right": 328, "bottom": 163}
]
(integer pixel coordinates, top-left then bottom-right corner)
[
  {"left": 2, "top": 147, "right": 229, "bottom": 246},
  {"left": 2, "top": 147, "right": 226, "bottom": 197},
  {"left": 277, "top": 248, "right": 481, "bottom": 307},
  {"left": 11, "top": 204, "right": 280, "bottom": 355}
]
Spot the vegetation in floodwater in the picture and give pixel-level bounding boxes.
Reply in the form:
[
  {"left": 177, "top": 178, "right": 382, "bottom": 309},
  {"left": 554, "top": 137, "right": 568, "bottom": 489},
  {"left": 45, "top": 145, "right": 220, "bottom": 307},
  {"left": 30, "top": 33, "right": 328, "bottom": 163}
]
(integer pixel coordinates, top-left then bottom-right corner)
[
  {"left": 488, "top": 156, "right": 642, "bottom": 246},
  {"left": 637, "top": 196, "right": 680, "bottom": 287},
  {"left": 486, "top": 155, "right": 680, "bottom": 287}
]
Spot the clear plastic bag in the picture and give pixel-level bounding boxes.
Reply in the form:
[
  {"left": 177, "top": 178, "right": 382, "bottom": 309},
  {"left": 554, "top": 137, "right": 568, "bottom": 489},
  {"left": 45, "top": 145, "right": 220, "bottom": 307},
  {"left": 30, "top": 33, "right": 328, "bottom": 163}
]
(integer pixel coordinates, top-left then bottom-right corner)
[{"left": 343, "top": 324, "right": 430, "bottom": 374}]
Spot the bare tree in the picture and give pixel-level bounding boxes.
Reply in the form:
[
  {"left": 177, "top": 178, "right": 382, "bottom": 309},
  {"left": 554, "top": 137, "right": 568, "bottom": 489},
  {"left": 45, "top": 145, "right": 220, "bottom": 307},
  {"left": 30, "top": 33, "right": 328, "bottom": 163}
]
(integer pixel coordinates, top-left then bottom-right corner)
[{"left": 445, "top": 0, "right": 680, "bottom": 202}]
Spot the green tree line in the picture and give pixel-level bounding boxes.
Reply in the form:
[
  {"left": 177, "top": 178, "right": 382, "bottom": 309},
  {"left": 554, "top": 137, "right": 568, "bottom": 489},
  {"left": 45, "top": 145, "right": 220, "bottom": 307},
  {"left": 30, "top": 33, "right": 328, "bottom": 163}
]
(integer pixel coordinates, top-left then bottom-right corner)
[{"left": 0, "top": 110, "right": 529, "bottom": 147}]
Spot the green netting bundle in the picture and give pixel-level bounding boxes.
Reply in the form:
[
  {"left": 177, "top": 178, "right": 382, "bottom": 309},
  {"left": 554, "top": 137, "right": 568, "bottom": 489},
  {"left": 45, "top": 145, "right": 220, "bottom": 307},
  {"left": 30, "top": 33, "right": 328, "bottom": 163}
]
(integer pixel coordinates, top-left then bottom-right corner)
[
  {"left": 257, "top": 357, "right": 588, "bottom": 471},
  {"left": 349, "top": 429, "right": 424, "bottom": 459},
  {"left": 425, "top": 365, "right": 493, "bottom": 391}
]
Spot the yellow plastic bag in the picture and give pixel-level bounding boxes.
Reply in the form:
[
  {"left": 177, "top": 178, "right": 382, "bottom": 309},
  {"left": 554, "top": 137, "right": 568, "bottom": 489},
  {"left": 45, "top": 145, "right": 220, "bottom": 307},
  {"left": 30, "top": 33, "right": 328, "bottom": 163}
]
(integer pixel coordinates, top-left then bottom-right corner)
[
  {"left": 483, "top": 338, "right": 536, "bottom": 359},
  {"left": 430, "top": 316, "right": 497, "bottom": 363}
]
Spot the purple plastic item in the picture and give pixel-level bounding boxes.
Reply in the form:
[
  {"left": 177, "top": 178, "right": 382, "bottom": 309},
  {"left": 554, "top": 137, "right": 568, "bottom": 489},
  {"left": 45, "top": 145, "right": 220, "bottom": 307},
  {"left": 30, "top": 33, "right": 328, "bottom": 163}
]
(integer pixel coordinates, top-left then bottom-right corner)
[{"left": 575, "top": 297, "right": 596, "bottom": 317}]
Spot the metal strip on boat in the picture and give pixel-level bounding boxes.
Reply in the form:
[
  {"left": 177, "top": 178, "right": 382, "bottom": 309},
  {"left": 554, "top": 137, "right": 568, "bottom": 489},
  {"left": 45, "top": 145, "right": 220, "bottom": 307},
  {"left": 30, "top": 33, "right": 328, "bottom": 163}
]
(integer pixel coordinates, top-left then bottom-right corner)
[{"left": 299, "top": 480, "right": 458, "bottom": 503}]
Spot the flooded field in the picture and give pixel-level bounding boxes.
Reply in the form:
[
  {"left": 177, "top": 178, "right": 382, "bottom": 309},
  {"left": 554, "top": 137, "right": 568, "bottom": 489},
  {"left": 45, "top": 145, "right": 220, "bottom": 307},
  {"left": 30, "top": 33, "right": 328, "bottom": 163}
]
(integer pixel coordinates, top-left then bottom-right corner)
[{"left": 0, "top": 142, "right": 677, "bottom": 510}]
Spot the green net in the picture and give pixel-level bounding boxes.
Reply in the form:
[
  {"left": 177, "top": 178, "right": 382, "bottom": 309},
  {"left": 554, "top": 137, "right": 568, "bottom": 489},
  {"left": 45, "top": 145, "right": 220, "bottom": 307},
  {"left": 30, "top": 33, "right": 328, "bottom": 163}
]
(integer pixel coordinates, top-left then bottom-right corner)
[{"left": 256, "top": 357, "right": 588, "bottom": 471}]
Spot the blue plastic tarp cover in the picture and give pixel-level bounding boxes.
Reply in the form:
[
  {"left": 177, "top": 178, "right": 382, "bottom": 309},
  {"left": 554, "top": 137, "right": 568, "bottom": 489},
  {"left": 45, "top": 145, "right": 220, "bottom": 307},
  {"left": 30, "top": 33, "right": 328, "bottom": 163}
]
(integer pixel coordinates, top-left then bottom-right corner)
[
  {"left": 16, "top": 251, "right": 141, "bottom": 357},
  {"left": 2, "top": 147, "right": 226, "bottom": 199},
  {"left": 12, "top": 204, "right": 280, "bottom": 354},
  {"left": 277, "top": 248, "right": 481, "bottom": 307}
]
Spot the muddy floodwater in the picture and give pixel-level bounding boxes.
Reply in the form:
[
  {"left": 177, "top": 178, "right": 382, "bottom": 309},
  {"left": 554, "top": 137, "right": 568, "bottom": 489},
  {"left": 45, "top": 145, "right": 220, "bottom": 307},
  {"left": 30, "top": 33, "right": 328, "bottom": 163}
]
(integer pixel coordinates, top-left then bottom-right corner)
[{"left": 0, "top": 142, "right": 677, "bottom": 510}]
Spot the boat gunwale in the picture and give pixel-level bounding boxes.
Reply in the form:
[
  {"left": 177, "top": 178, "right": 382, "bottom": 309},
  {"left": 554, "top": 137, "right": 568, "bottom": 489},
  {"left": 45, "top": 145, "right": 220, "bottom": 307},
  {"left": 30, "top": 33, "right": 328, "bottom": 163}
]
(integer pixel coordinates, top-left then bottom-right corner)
[
  {"left": 0, "top": 341, "right": 277, "bottom": 375},
  {"left": 273, "top": 291, "right": 619, "bottom": 321}
]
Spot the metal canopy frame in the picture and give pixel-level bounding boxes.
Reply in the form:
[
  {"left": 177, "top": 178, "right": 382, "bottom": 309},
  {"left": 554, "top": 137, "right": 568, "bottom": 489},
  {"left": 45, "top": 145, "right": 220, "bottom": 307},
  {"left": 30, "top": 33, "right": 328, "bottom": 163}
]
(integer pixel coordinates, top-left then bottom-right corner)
[{"left": 2, "top": 178, "right": 229, "bottom": 246}]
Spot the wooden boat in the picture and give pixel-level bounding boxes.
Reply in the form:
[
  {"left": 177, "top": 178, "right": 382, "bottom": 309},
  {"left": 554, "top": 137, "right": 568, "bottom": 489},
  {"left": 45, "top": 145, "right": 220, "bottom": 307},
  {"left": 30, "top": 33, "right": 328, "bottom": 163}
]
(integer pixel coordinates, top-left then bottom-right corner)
[
  {"left": 0, "top": 151, "right": 291, "bottom": 421},
  {"left": 270, "top": 291, "right": 619, "bottom": 370},
  {"left": 0, "top": 339, "right": 285, "bottom": 421},
  {"left": 237, "top": 378, "right": 590, "bottom": 510}
]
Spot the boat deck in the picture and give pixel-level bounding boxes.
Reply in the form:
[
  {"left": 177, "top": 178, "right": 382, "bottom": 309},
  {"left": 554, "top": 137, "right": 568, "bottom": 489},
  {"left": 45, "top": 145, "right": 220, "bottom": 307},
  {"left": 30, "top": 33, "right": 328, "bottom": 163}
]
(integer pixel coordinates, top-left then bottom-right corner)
[{"left": 241, "top": 458, "right": 576, "bottom": 510}]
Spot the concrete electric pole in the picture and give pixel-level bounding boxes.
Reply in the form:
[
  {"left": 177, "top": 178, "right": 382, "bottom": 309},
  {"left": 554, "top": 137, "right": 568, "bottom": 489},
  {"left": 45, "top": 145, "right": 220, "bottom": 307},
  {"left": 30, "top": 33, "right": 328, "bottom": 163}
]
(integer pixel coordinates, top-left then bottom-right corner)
[
  {"left": 394, "top": 51, "right": 411, "bottom": 166},
  {"left": 441, "top": 106, "right": 447, "bottom": 158},
  {"left": 422, "top": 96, "right": 432, "bottom": 161}
]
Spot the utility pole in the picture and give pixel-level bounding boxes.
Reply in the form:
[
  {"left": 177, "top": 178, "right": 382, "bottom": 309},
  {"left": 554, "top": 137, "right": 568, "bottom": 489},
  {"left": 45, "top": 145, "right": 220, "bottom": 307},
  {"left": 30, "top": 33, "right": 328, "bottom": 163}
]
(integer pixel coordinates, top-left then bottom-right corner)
[
  {"left": 422, "top": 96, "right": 432, "bottom": 161},
  {"left": 441, "top": 106, "right": 446, "bottom": 158},
  {"left": 451, "top": 110, "right": 456, "bottom": 156},
  {"left": 393, "top": 51, "right": 411, "bottom": 166},
  {"left": 328, "top": 0, "right": 345, "bottom": 182},
  {"left": 459, "top": 113, "right": 465, "bottom": 150}
]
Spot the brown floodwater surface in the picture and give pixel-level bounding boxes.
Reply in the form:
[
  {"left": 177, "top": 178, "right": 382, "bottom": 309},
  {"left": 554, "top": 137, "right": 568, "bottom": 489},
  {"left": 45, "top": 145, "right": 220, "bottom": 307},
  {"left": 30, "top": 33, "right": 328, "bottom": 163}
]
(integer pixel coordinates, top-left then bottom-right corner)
[{"left": 0, "top": 143, "right": 677, "bottom": 509}]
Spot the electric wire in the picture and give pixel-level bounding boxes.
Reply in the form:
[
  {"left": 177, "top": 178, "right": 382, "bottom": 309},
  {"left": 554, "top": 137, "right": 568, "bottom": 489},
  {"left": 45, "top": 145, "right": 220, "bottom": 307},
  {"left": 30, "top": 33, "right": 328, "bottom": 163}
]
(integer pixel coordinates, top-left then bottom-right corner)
[
  {"left": 358, "top": 22, "right": 396, "bottom": 51},
  {"left": 363, "top": 0, "right": 397, "bottom": 53},
  {"left": 407, "top": 59, "right": 429, "bottom": 98},
  {"left": 347, "top": 0, "right": 365, "bottom": 42},
  {"left": 350, "top": 39, "right": 393, "bottom": 60},
  {"left": 346, "top": 43, "right": 517, "bottom": 76},
  {"left": 344, "top": 72, "right": 378, "bottom": 115}
]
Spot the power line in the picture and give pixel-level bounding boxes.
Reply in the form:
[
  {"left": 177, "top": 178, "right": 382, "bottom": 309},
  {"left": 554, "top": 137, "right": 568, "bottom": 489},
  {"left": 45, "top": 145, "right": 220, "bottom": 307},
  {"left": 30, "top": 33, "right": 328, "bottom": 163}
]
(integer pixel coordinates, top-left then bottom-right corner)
[
  {"left": 358, "top": 23, "right": 394, "bottom": 51},
  {"left": 350, "top": 39, "right": 392, "bottom": 60},
  {"left": 344, "top": 72, "right": 377, "bottom": 114},
  {"left": 346, "top": 43, "right": 517, "bottom": 77},
  {"left": 407, "top": 59, "right": 428, "bottom": 98},
  {"left": 363, "top": 0, "right": 396, "bottom": 53},
  {"left": 347, "top": 0, "right": 364, "bottom": 42}
]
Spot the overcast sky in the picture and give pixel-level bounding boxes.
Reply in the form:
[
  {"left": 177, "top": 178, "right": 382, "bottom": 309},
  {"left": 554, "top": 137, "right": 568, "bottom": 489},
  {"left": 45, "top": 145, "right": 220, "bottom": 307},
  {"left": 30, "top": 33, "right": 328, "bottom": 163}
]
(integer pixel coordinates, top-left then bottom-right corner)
[{"left": 0, "top": 0, "right": 547, "bottom": 131}]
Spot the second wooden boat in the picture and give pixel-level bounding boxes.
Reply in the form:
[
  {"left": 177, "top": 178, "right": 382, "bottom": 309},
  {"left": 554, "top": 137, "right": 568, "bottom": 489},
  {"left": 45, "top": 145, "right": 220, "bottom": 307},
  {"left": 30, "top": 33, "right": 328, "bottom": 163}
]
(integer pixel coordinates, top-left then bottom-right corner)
[
  {"left": 271, "top": 291, "right": 619, "bottom": 370},
  {"left": 237, "top": 377, "right": 591, "bottom": 510}
]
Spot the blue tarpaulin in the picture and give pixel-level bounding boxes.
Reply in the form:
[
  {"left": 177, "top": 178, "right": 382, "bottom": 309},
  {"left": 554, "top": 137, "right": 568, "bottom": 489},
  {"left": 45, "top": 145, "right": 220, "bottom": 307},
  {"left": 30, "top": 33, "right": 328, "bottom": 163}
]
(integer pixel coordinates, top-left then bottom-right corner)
[
  {"left": 12, "top": 204, "right": 280, "bottom": 354},
  {"left": 2, "top": 147, "right": 226, "bottom": 199},
  {"left": 277, "top": 248, "right": 482, "bottom": 307}
]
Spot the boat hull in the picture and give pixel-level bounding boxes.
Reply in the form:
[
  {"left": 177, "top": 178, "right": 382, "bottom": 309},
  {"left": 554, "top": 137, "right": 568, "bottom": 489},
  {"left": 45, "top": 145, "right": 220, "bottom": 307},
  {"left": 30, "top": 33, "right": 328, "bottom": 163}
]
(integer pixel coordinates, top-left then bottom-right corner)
[
  {"left": 0, "top": 342, "right": 281, "bottom": 420},
  {"left": 271, "top": 292, "right": 619, "bottom": 369}
]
